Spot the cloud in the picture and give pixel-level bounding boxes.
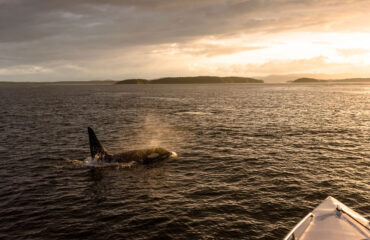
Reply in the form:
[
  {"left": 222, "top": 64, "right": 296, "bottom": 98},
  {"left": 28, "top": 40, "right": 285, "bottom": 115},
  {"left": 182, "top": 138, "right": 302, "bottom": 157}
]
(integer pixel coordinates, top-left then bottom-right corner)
[
  {"left": 0, "top": 65, "right": 52, "bottom": 75},
  {"left": 187, "top": 56, "right": 370, "bottom": 77},
  {"left": 337, "top": 48, "right": 370, "bottom": 57},
  {"left": 2, "top": 0, "right": 369, "bottom": 45},
  {"left": 149, "top": 41, "right": 265, "bottom": 57},
  {"left": 1, "top": 0, "right": 370, "bottom": 81}
]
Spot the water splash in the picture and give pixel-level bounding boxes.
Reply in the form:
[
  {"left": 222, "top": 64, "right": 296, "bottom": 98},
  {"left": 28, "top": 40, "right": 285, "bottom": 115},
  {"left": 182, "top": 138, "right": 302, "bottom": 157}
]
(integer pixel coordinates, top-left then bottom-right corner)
[{"left": 82, "top": 156, "right": 137, "bottom": 168}]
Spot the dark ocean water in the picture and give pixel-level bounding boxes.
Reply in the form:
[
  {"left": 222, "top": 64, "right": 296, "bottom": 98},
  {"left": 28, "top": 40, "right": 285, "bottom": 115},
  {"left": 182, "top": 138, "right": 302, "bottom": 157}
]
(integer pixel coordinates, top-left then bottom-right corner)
[{"left": 0, "top": 83, "right": 369, "bottom": 240}]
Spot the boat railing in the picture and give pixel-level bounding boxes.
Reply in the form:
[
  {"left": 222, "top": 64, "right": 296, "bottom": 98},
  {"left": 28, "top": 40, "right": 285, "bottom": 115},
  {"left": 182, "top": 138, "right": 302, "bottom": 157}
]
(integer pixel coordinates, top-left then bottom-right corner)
[
  {"left": 283, "top": 213, "right": 314, "bottom": 240},
  {"left": 336, "top": 205, "right": 370, "bottom": 231}
]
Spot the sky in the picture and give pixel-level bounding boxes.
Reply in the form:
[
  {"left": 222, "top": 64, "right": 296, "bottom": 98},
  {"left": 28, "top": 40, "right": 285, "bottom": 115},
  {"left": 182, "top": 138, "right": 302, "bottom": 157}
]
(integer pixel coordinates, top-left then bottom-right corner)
[{"left": 1, "top": 0, "right": 370, "bottom": 82}]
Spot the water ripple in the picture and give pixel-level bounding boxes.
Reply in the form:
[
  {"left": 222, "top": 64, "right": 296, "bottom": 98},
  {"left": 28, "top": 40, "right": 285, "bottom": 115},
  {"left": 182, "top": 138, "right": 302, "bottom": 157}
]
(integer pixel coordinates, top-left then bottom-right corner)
[{"left": 0, "top": 84, "right": 368, "bottom": 239}]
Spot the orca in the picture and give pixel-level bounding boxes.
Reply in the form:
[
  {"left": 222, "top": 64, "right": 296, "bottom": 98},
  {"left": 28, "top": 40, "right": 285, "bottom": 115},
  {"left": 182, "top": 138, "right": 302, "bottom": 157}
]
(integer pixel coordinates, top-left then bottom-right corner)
[{"left": 87, "top": 127, "right": 176, "bottom": 165}]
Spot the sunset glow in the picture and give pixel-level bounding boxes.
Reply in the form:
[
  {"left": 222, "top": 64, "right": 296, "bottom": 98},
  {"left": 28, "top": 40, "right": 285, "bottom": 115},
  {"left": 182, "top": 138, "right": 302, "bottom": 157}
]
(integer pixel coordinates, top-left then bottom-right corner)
[{"left": 2, "top": 0, "right": 370, "bottom": 81}]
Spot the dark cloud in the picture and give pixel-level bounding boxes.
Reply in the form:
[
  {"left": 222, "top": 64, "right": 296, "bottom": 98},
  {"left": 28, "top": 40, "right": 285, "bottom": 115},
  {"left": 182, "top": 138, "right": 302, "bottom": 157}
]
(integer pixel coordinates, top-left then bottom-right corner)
[{"left": 2, "top": 0, "right": 365, "bottom": 45}]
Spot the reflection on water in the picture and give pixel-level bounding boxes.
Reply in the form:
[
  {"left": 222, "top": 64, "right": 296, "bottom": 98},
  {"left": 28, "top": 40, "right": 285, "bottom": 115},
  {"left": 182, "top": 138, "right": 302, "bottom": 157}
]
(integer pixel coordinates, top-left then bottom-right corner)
[{"left": 0, "top": 83, "right": 369, "bottom": 240}]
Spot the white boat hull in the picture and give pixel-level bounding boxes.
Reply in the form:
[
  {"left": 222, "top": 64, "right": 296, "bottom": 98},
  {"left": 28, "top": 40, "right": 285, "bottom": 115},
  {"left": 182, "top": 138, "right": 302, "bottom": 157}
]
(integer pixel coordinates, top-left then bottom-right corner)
[{"left": 284, "top": 196, "right": 369, "bottom": 240}]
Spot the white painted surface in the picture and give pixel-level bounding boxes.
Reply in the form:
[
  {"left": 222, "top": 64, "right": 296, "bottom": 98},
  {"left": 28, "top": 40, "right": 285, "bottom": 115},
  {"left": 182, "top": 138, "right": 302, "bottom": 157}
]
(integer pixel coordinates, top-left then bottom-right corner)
[{"left": 284, "top": 196, "right": 369, "bottom": 240}]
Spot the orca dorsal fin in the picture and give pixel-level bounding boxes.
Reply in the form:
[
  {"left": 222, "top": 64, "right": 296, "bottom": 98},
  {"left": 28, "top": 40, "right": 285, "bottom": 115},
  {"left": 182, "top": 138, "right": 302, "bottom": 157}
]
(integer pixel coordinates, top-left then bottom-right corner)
[{"left": 88, "top": 127, "right": 108, "bottom": 159}]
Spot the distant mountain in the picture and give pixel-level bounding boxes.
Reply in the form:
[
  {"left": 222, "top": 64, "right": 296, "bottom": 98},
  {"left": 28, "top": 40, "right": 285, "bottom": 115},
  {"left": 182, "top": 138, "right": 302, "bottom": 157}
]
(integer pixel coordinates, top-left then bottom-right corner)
[
  {"left": 117, "top": 76, "right": 263, "bottom": 84},
  {"left": 291, "top": 78, "right": 326, "bottom": 83},
  {"left": 116, "top": 79, "right": 150, "bottom": 84},
  {"left": 291, "top": 78, "right": 370, "bottom": 83},
  {"left": 3, "top": 76, "right": 368, "bottom": 85},
  {"left": 261, "top": 73, "right": 370, "bottom": 83}
]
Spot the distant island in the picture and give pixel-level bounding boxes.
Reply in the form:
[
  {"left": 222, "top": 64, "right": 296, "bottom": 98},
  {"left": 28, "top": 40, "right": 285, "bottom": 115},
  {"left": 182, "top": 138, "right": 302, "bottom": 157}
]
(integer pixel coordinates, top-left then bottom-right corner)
[
  {"left": 291, "top": 78, "right": 326, "bottom": 83},
  {"left": 291, "top": 78, "right": 370, "bottom": 83},
  {"left": 116, "top": 76, "right": 263, "bottom": 84},
  {"left": 3, "top": 76, "right": 370, "bottom": 85}
]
